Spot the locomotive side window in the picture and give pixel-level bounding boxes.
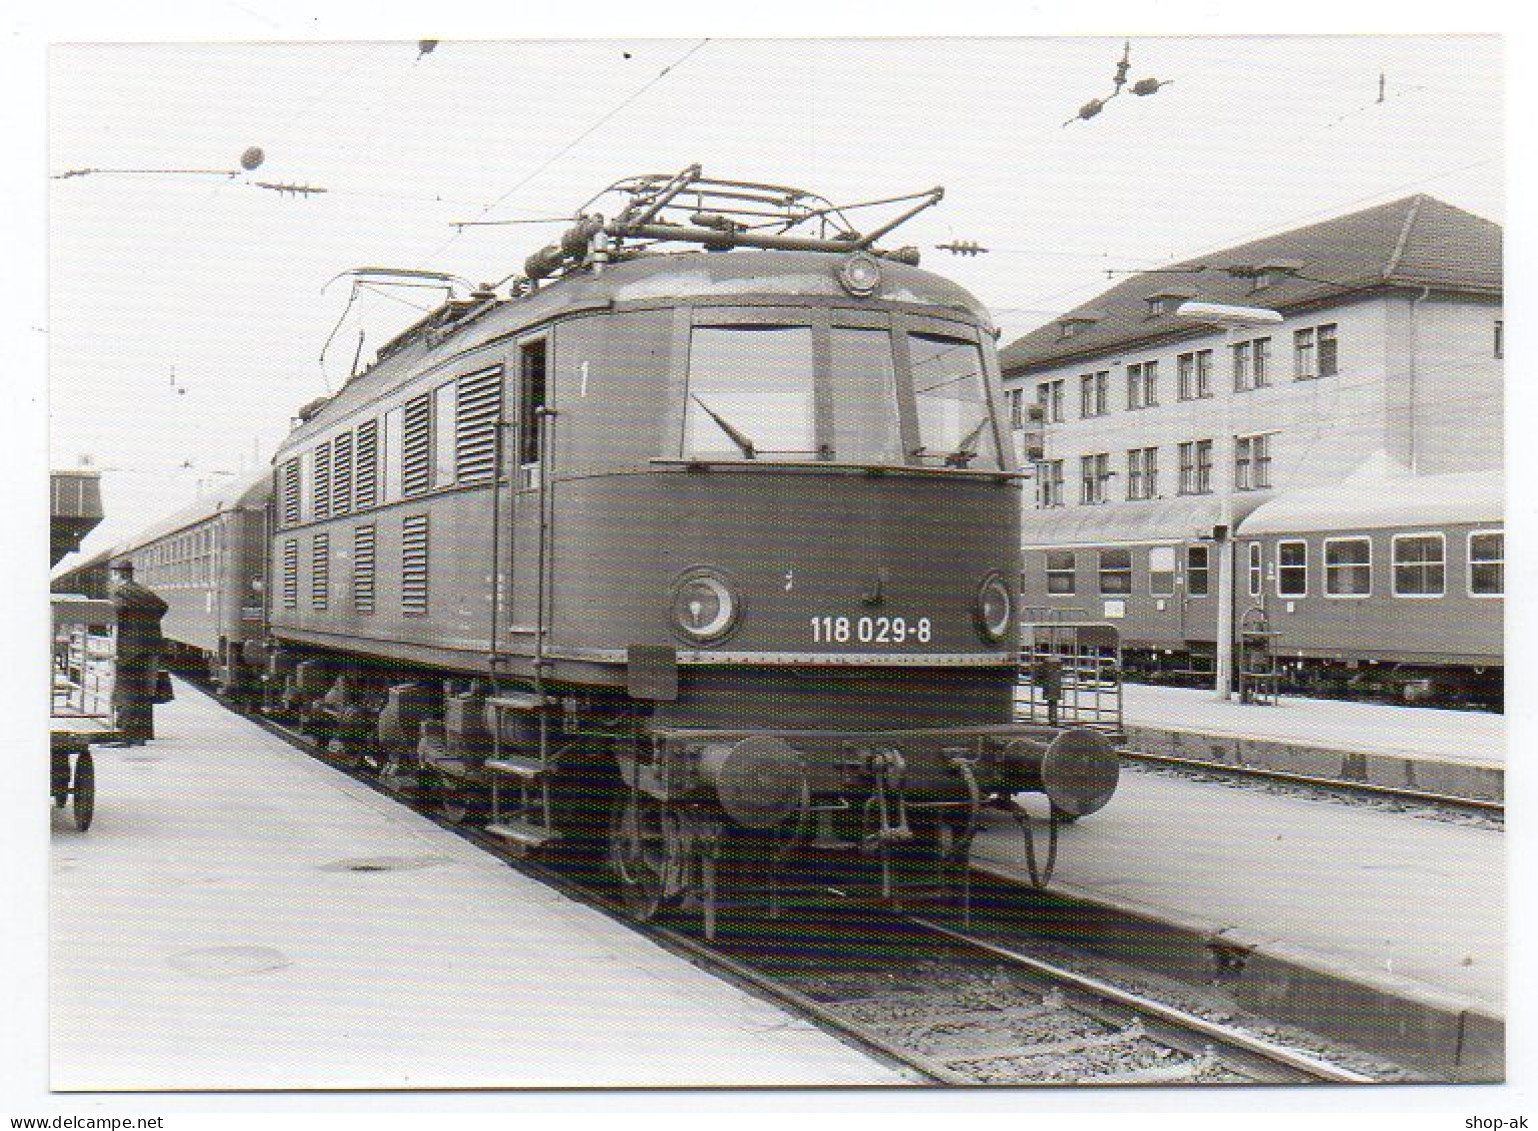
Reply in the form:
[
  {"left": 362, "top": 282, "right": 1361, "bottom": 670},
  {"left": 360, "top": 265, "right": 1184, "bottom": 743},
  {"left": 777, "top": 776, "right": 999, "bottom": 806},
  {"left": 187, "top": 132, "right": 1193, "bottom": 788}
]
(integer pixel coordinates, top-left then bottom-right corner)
[
  {"left": 1470, "top": 531, "right": 1504, "bottom": 597},
  {"left": 1098, "top": 548, "right": 1132, "bottom": 595},
  {"left": 1324, "top": 537, "right": 1372, "bottom": 597},
  {"left": 829, "top": 328, "right": 903, "bottom": 464},
  {"left": 909, "top": 333, "right": 1000, "bottom": 468},
  {"left": 1247, "top": 541, "right": 1263, "bottom": 598},
  {"left": 1186, "top": 545, "right": 1211, "bottom": 597},
  {"left": 1045, "top": 550, "right": 1076, "bottom": 595},
  {"left": 383, "top": 406, "right": 404, "bottom": 503},
  {"left": 433, "top": 383, "right": 457, "bottom": 489},
  {"left": 1393, "top": 533, "right": 1445, "bottom": 597},
  {"left": 519, "top": 339, "right": 548, "bottom": 483},
  {"left": 1276, "top": 540, "right": 1308, "bottom": 597},
  {"left": 684, "top": 325, "right": 815, "bottom": 461}
]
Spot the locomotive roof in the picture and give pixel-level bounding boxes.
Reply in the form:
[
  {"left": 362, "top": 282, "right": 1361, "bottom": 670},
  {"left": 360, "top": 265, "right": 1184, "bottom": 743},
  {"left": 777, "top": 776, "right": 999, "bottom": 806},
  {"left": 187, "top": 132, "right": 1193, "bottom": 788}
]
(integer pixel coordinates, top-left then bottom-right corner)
[
  {"left": 285, "top": 249, "right": 995, "bottom": 447},
  {"left": 111, "top": 468, "right": 272, "bottom": 556},
  {"left": 1240, "top": 458, "right": 1502, "bottom": 535}
]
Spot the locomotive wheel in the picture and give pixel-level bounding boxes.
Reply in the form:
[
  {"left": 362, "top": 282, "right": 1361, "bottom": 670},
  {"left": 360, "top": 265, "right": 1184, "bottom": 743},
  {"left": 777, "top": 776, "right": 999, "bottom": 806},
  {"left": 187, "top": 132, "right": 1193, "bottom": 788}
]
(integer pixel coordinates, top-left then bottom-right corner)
[
  {"left": 609, "top": 789, "right": 671, "bottom": 922},
  {"left": 72, "top": 750, "right": 96, "bottom": 832}
]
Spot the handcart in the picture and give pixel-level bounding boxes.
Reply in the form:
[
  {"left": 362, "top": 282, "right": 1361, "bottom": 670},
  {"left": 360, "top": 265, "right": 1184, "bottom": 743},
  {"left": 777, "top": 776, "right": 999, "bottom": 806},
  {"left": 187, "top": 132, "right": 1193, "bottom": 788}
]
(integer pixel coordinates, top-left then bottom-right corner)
[{"left": 51, "top": 594, "right": 118, "bottom": 831}]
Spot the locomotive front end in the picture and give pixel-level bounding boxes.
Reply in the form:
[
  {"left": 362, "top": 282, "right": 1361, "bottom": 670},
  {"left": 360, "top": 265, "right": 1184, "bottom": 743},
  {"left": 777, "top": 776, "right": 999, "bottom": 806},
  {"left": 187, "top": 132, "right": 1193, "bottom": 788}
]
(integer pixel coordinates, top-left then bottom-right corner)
[{"left": 562, "top": 247, "right": 1119, "bottom": 906}]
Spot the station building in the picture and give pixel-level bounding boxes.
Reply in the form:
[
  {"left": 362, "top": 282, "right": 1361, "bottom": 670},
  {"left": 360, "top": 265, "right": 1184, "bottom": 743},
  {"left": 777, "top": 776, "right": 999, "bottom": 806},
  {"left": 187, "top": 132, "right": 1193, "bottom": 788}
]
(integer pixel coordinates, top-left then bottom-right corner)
[{"left": 997, "top": 195, "right": 1503, "bottom": 689}]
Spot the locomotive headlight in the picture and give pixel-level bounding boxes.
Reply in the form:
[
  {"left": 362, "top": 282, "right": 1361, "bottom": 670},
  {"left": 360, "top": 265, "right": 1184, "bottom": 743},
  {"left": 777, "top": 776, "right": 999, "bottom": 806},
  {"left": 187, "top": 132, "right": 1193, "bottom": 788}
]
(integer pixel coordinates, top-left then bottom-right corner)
[
  {"left": 976, "top": 573, "right": 1014, "bottom": 643},
  {"left": 671, "top": 569, "right": 739, "bottom": 642},
  {"left": 836, "top": 251, "right": 882, "bottom": 297}
]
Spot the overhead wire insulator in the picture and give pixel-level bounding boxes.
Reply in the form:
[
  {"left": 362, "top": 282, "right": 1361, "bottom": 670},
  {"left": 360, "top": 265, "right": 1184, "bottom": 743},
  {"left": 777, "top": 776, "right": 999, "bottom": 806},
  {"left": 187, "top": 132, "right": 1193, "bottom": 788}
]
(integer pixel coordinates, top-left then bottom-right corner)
[
  {"left": 937, "top": 240, "right": 989, "bottom": 257},
  {"left": 1131, "top": 78, "right": 1171, "bottom": 96},
  {"left": 1064, "top": 97, "right": 1106, "bottom": 127}
]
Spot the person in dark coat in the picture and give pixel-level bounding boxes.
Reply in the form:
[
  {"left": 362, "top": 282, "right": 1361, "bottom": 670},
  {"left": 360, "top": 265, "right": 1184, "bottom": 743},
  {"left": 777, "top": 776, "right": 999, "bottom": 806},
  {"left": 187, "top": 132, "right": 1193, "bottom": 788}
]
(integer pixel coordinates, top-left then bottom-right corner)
[{"left": 107, "top": 561, "right": 168, "bottom": 746}]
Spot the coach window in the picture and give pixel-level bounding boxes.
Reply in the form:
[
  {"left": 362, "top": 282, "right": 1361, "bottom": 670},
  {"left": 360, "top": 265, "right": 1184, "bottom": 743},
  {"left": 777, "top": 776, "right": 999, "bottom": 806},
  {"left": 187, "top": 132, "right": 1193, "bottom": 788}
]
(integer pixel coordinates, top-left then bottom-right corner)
[
  {"left": 1393, "top": 533, "right": 1445, "bottom": 597},
  {"left": 1148, "top": 546, "right": 1175, "bottom": 597},
  {"left": 383, "top": 406, "right": 404, "bottom": 502},
  {"left": 829, "top": 327, "right": 904, "bottom": 464},
  {"left": 908, "top": 332, "right": 999, "bottom": 468},
  {"left": 1186, "top": 545, "right": 1210, "bottom": 597},
  {"left": 433, "top": 382, "right": 457, "bottom": 488},
  {"left": 1276, "top": 540, "right": 1307, "bottom": 597},
  {"left": 1324, "top": 537, "right": 1372, "bottom": 597},
  {"left": 1247, "top": 541, "right": 1263, "bottom": 598},
  {"left": 1046, "top": 550, "right": 1076, "bottom": 595},
  {"left": 1098, "top": 548, "right": 1132, "bottom": 595},
  {"left": 1469, "top": 532, "right": 1503, "bottom": 596}
]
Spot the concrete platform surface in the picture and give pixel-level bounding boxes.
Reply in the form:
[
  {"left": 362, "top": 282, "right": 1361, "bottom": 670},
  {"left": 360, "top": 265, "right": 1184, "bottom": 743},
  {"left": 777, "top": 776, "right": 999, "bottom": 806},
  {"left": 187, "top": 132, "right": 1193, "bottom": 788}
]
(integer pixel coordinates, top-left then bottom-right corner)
[
  {"left": 974, "top": 765, "right": 1504, "bottom": 1015},
  {"left": 1114, "top": 683, "right": 1504, "bottom": 766},
  {"left": 50, "top": 681, "right": 905, "bottom": 1091}
]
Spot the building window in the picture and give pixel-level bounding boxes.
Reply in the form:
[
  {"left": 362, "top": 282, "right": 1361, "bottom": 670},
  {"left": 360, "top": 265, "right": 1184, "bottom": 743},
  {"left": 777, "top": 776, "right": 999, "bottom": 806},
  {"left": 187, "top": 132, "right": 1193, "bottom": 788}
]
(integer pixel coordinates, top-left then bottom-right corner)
[
  {"left": 1177, "top": 350, "right": 1213, "bottom": 400},
  {"left": 1148, "top": 545, "right": 1175, "bottom": 597},
  {"left": 1008, "top": 387, "right": 1025, "bottom": 430},
  {"left": 1247, "top": 541, "right": 1263, "bottom": 598},
  {"left": 1037, "top": 379, "right": 1065, "bottom": 423},
  {"left": 1079, "top": 452, "right": 1111, "bottom": 504},
  {"left": 1325, "top": 537, "right": 1372, "bottom": 597},
  {"left": 1233, "top": 337, "right": 1272, "bottom": 391},
  {"left": 1126, "top": 361, "right": 1159, "bottom": 409},
  {"left": 1187, "top": 546, "right": 1211, "bottom": 597},
  {"left": 1178, "top": 439, "right": 1213, "bottom": 495},
  {"left": 1393, "top": 533, "right": 1445, "bottom": 597},
  {"left": 1046, "top": 550, "right": 1076, "bottom": 595},
  {"left": 1234, "top": 433, "right": 1273, "bottom": 491},
  {"left": 1038, "top": 459, "right": 1065, "bottom": 508},
  {"left": 1079, "top": 370, "right": 1109, "bottom": 418},
  {"left": 1276, "top": 540, "right": 1307, "bottom": 597},
  {"left": 1098, "top": 548, "right": 1132, "bottom": 595},
  {"left": 1469, "top": 531, "right": 1503, "bottom": 596},
  {"left": 1126, "top": 446, "right": 1158, "bottom": 500},
  {"left": 1295, "top": 323, "right": 1338, "bottom": 380}
]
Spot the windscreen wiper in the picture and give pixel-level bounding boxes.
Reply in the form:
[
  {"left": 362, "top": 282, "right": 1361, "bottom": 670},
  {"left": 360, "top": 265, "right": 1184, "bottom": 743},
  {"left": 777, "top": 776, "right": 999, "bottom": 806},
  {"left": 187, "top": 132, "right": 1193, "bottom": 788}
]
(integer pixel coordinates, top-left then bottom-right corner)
[
  {"left": 691, "top": 395, "right": 758, "bottom": 459},
  {"left": 943, "top": 418, "right": 991, "bottom": 467}
]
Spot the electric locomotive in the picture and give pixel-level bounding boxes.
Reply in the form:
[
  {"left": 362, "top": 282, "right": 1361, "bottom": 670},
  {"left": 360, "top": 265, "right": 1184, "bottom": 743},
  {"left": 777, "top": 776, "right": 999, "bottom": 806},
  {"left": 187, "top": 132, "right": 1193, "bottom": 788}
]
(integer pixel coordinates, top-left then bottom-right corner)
[{"left": 260, "top": 168, "right": 1119, "bottom": 925}]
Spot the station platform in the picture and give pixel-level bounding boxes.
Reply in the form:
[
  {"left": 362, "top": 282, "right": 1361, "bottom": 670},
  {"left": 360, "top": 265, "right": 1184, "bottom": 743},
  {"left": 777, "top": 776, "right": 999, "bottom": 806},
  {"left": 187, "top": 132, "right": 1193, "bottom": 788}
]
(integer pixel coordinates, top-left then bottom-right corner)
[
  {"left": 970, "top": 762, "right": 1504, "bottom": 1078},
  {"left": 1025, "top": 682, "right": 1505, "bottom": 804},
  {"left": 49, "top": 680, "right": 906, "bottom": 1091}
]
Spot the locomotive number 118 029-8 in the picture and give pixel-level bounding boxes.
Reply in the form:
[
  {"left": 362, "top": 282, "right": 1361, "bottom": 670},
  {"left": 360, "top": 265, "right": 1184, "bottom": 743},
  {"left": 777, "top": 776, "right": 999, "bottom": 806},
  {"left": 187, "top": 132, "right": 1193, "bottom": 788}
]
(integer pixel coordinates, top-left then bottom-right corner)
[{"left": 811, "top": 615, "right": 933, "bottom": 645}]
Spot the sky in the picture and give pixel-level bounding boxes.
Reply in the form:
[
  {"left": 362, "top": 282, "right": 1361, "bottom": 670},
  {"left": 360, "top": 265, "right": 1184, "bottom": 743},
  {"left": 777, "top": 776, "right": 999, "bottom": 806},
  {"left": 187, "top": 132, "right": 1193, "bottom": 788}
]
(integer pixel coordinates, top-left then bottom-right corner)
[{"left": 41, "top": 30, "right": 1503, "bottom": 556}]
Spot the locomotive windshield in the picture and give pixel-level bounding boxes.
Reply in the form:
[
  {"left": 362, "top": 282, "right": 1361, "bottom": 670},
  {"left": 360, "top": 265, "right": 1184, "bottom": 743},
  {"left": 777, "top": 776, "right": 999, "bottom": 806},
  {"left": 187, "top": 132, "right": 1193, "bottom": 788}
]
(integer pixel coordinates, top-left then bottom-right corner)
[{"left": 681, "top": 321, "right": 1002, "bottom": 469}]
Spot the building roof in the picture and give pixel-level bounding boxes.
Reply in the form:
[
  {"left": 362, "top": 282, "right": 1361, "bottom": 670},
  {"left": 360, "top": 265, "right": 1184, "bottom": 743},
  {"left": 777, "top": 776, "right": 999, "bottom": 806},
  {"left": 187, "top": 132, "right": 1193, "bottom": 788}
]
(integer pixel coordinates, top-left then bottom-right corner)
[{"left": 1000, "top": 195, "right": 1502, "bottom": 375}]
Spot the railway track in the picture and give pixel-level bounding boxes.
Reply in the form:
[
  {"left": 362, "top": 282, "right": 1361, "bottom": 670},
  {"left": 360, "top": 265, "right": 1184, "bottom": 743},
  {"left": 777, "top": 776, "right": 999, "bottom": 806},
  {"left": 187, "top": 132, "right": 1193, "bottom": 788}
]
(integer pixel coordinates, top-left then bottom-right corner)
[{"left": 185, "top": 675, "right": 1393, "bottom": 1087}]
